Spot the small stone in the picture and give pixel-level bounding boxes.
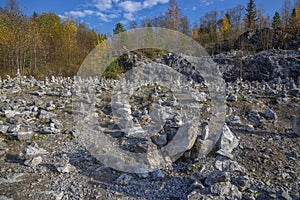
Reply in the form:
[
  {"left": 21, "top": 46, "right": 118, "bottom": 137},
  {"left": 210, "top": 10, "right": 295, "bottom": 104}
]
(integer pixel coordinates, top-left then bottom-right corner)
[
  {"left": 227, "top": 94, "right": 238, "bottom": 101},
  {"left": 0, "top": 195, "right": 13, "bottom": 200},
  {"left": 151, "top": 134, "right": 167, "bottom": 146},
  {"left": 114, "top": 173, "right": 132, "bottom": 185},
  {"left": 0, "top": 125, "right": 9, "bottom": 133},
  {"left": 23, "top": 143, "right": 48, "bottom": 158},
  {"left": 217, "top": 124, "right": 239, "bottom": 159},
  {"left": 45, "top": 101, "right": 56, "bottom": 111},
  {"left": 204, "top": 171, "right": 229, "bottom": 186},
  {"left": 228, "top": 116, "right": 244, "bottom": 127},
  {"left": 151, "top": 169, "right": 165, "bottom": 180},
  {"left": 17, "top": 131, "right": 34, "bottom": 141},
  {"left": 40, "top": 126, "right": 60, "bottom": 134},
  {"left": 246, "top": 124, "right": 255, "bottom": 132},
  {"left": 265, "top": 108, "right": 277, "bottom": 120},
  {"left": 56, "top": 163, "right": 76, "bottom": 173},
  {"left": 247, "top": 110, "right": 261, "bottom": 124},
  {"left": 7, "top": 125, "right": 20, "bottom": 133},
  {"left": 24, "top": 156, "right": 43, "bottom": 167},
  {"left": 276, "top": 189, "right": 292, "bottom": 200}
]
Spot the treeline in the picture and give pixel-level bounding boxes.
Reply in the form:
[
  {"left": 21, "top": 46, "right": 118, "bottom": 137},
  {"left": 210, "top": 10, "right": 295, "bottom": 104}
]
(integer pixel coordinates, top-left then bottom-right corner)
[
  {"left": 1, "top": 0, "right": 300, "bottom": 78},
  {"left": 0, "top": 0, "right": 106, "bottom": 78},
  {"left": 127, "top": 0, "right": 300, "bottom": 45}
]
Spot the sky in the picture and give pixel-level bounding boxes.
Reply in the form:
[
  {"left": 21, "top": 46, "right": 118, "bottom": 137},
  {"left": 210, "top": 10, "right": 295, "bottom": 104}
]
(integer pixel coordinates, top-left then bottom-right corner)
[{"left": 0, "top": 0, "right": 291, "bottom": 35}]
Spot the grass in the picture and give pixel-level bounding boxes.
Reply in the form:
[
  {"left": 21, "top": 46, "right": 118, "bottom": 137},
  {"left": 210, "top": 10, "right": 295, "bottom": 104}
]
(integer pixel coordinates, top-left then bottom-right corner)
[{"left": 102, "top": 59, "right": 124, "bottom": 79}]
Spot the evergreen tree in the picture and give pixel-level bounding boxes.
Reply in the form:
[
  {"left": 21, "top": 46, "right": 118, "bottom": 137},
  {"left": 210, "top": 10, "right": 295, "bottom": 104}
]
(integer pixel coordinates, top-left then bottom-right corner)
[
  {"left": 113, "top": 22, "right": 126, "bottom": 35},
  {"left": 272, "top": 12, "right": 281, "bottom": 29},
  {"left": 245, "top": 0, "right": 257, "bottom": 29}
]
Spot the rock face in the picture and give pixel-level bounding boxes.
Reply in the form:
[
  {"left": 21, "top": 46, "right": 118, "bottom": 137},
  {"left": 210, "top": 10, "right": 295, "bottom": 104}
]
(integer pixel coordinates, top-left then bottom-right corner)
[{"left": 215, "top": 49, "right": 300, "bottom": 82}]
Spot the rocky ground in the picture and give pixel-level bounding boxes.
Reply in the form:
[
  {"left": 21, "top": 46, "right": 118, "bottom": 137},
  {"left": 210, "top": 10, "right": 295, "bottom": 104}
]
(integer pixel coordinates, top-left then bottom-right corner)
[{"left": 0, "top": 49, "right": 300, "bottom": 200}]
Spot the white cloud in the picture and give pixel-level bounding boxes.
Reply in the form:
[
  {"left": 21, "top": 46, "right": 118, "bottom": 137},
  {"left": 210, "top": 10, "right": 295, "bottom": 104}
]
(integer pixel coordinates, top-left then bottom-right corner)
[
  {"left": 94, "top": 0, "right": 113, "bottom": 11},
  {"left": 143, "top": 0, "right": 168, "bottom": 8},
  {"left": 65, "top": 10, "right": 95, "bottom": 18},
  {"left": 119, "top": 1, "right": 143, "bottom": 13},
  {"left": 95, "top": 11, "right": 118, "bottom": 22},
  {"left": 192, "top": 6, "right": 196, "bottom": 11},
  {"left": 62, "top": 0, "right": 169, "bottom": 24},
  {"left": 124, "top": 12, "right": 135, "bottom": 20}
]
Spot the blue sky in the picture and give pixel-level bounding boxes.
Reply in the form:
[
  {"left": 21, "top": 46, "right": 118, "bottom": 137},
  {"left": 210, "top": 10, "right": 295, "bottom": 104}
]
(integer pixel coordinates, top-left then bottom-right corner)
[{"left": 0, "top": 0, "right": 290, "bottom": 35}]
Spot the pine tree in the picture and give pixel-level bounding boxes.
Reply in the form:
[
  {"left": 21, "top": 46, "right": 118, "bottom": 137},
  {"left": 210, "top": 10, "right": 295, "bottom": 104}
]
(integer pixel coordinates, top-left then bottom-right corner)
[
  {"left": 272, "top": 12, "right": 281, "bottom": 29},
  {"left": 113, "top": 22, "right": 126, "bottom": 35},
  {"left": 245, "top": 0, "right": 257, "bottom": 29}
]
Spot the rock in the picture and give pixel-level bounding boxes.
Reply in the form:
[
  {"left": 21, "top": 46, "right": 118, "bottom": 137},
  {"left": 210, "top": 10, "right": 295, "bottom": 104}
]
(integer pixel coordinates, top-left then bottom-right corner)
[
  {"left": 189, "top": 181, "right": 205, "bottom": 190},
  {"left": 204, "top": 171, "right": 229, "bottom": 186},
  {"left": 210, "top": 182, "right": 230, "bottom": 195},
  {"left": 40, "top": 126, "right": 61, "bottom": 134},
  {"left": 214, "top": 156, "right": 246, "bottom": 174},
  {"left": 7, "top": 125, "right": 20, "bottom": 133},
  {"left": 247, "top": 110, "right": 261, "bottom": 124},
  {"left": 246, "top": 124, "right": 255, "bottom": 132},
  {"left": 0, "top": 195, "right": 13, "bottom": 200},
  {"left": 216, "top": 124, "right": 239, "bottom": 159},
  {"left": 23, "top": 142, "right": 48, "bottom": 159},
  {"left": 4, "top": 110, "right": 20, "bottom": 118},
  {"left": 292, "top": 114, "right": 300, "bottom": 136},
  {"left": 24, "top": 156, "right": 43, "bottom": 167},
  {"left": 17, "top": 131, "right": 34, "bottom": 141},
  {"left": 227, "top": 94, "right": 238, "bottom": 101},
  {"left": 228, "top": 116, "right": 244, "bottom": 127},
  {"left": 265, "top": 108, "right": 277, "bottom": 120},
  {"left": 231, "top": 176, "right": 250, "bottom": 191},
  {"left": 45, "top": 101, "right": 56, "bottom": 111},
  {"left": 114, "top": 173, "right": 132, "bottom": 185},
  {"left": 151, "top": 169, "right": 165, "bottom": 180},
  {"left": 0, "top": 148, "right": 8, "bottom": 156},
  {"left": 276, "top": 189, "right": 292, "bottom": 200},
  {"left": 0, "top": 125, "right": 9, "bottom": 133},
  {"left": 56, "top": 163, "right": 76, "bottom": 173},
  {"left": 151, "top": 134, "right": 167, "bottom": 146},
  {"left": 38, "top": 110, "right": 57, "bottom": 120}
]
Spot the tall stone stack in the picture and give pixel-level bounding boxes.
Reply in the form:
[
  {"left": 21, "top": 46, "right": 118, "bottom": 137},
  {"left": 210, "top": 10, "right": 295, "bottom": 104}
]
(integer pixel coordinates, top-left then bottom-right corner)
[{"left": 293, "top": 111, "right": 300, "bottom": 136}]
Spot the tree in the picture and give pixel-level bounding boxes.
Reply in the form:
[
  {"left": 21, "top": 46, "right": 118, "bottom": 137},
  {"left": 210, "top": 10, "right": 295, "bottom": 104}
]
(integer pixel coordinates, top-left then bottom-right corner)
[
  {"left": 245, "top": 0, "right": 257, "bottom": 29},
  {"left": 282, "top": 0, "right": 292, "bottom": 27},
  {"left": 290, "top": 8, "right": 300, "bottom": 34},
  {"left": 179, "top": 15, "right": 190, "bottom": 35},
  {"left": 227, "top": 5, "right": 245, "bottom": 35},
  {"left": 113, "top": 22, "right": 126, "bottom": 35},
  {"left": 221, "top": 13, "right": 231, "bottom": 39},
  {"left": 257, "top": 8, "right": 270, "bottom": 29},
  {"left": 191, "top": 23, "right": 199, "bottom": 41},
  {"left": 272, "top": 12, "right": 281, "bottom": 29},
  {"left": 129, "top": 20, "right": 138, "bottom": 29},
  {"left": 166, "top": 0, "right": 180, "bottom": 30},
  {"left": 199, "top": 10, "right": 218, "bottom": 43}
]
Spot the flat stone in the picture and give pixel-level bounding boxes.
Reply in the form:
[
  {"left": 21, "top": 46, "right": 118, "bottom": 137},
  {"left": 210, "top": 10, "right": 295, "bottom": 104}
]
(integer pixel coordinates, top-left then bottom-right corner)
[
  {"left": 265, "top": 108, "right": 277, "bottom": 120},
  {"left": 23, "top": 143, "right": 48, "bottom": 158},
  {"left": 56, "top": 163, "right": 76, "bottom": 173},
  {"left": 17, "top": 131, "right": 34, "bottom": 140},
  {"left": 151, "top": 134, "right": 167, "bottom": 146},
  {"left": 204, "top": 170, "right": 229, "bottom": 186},
  {"left": 24, "top": 156, "right": 43, "bottom": 167},
  {"left": 114, "top": 173, "right": 132, "bottom": 185},
  {"left": 217, "top": 124, "right": 239, "bottom": 159},
  {"left": 228, "top": 116, "right": 244, "bottom": 127},
  {"left": 246, "top": 124, "right": 255, "bottom": 132}
]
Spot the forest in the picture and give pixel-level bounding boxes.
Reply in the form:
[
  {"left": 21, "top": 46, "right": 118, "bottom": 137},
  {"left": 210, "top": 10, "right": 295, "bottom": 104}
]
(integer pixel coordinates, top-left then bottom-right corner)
[{"left": 0, "top": 0, "right": 300, "bottom": 78}]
